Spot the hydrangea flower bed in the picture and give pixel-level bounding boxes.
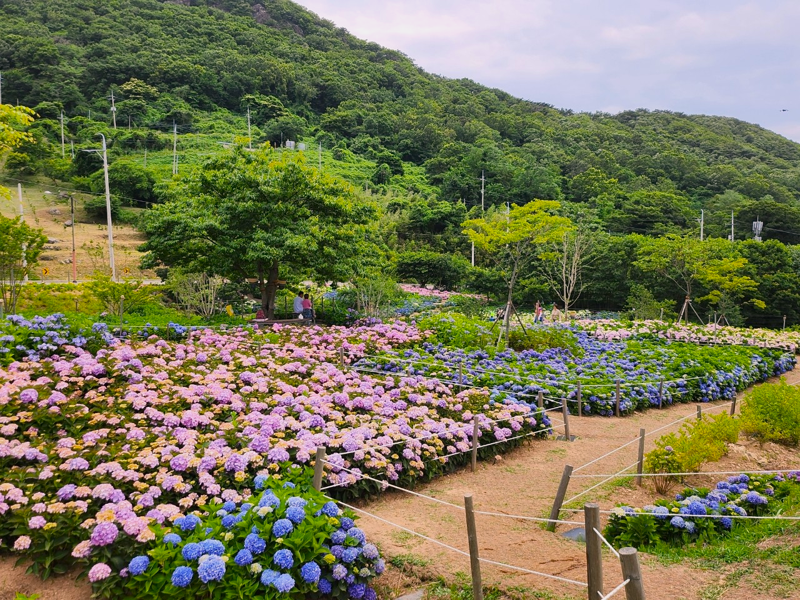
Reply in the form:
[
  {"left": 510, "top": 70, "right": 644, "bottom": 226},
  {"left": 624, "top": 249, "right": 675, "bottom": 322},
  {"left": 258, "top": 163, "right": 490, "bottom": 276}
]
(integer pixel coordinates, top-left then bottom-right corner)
[
  {"left": 0, "top": 320, "right": 549, "bottom": 592},
  {"left": 356, "top": 329, "right": 794, "bottom": 416},
  {"left": 604, "top": 472, "right": 800, "bottom": 548},
  {"left": 579, "top": 319, "right": 800, "bottom": 352}
]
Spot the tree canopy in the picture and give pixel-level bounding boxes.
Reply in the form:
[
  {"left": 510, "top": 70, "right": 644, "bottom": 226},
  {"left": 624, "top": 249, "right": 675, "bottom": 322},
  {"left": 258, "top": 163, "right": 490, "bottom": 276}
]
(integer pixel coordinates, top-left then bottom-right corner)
[{"left": 140, "top": 147, "right": 377, "bottom": 316}]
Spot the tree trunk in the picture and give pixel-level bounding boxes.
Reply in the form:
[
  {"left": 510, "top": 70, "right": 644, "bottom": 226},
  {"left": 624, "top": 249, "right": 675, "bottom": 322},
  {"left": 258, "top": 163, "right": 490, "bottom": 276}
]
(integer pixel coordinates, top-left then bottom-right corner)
[{"left": 257, "top": 261, "right": 268, "bottom": 317}]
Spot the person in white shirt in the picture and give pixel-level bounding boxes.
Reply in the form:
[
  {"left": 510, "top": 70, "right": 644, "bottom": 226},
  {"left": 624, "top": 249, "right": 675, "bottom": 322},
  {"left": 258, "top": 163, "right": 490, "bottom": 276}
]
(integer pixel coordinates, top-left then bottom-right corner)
[{"left": 293, "top": 291, "right": 305, "bottom": 319}]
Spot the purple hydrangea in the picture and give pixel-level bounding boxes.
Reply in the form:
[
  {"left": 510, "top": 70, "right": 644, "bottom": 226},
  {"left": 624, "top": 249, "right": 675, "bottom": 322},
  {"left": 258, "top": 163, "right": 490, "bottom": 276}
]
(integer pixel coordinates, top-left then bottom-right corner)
[
  {"left": 342, "top": 547, "right": 361, "bottom": 563},
  {"left": 90, "top": 522, "right": 119, "bottom": 546},
  {"left": 349, "top": 583, "right": 367, "bottom": 599}
]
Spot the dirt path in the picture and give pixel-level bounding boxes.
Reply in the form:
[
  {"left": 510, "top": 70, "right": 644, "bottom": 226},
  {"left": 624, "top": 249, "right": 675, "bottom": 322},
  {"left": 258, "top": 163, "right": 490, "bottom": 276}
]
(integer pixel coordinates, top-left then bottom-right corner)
[
  {"left": 0, "top": 370, "right": 797, "bottom": 600},
  {"left": 356, "top": 368, "right": 800, "bottom": 600}
]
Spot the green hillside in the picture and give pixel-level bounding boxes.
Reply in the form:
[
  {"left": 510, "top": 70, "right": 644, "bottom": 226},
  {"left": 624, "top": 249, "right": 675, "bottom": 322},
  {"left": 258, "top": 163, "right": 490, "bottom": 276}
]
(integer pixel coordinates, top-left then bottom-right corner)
[{"left": 3, "top": 0, "right": 800, "bottom": 239}]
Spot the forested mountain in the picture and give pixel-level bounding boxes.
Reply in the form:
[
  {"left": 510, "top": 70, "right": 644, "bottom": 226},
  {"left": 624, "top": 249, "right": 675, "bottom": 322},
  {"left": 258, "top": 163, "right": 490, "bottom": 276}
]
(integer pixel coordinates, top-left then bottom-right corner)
[
  {"left": 4, "top": 0, "right": 800, "bottom": 325},
  {"left": 3, "top": 0, "right": 800, "bottom": 242}
]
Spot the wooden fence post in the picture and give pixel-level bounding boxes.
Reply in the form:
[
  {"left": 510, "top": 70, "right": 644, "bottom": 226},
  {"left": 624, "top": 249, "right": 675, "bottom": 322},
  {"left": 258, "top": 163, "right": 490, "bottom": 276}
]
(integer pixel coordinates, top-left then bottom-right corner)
[
  {"left": 338, "top": 347, "right": 345, "bottom": 369},
  {"left": 658, "top": 380, "right": 664, "bottom": 409},
  {"left": 561, "top": 397, "right": 572, "bottom": 441},
  {"left": 464, "top": 495, "right": 484, "bottom": 600},
  {"left": 471, "top": 420, "right": 480, "bottom": 473},
  {"left": 697, "top": 405, "right": 702, "bottom": 420},
  {"left": 584, "top": 503, "right": 604, "bottom": 600},
  {"left": 459, "top": 363, "right": 464, "bottom": 391},
  {"left": 730, "top": 397, "right": 737, "bottom": 416},
  {"left": 615, "top": 379, "right": 621, "bottom": 417},
  {"left": 537, "top": 390, "right": 544, "bottom": 410},
  {"left": 547, "top": 464, "right": 573, "bottom": 532},
  {"left": 577, "top": 381, "right": 582, "bottom": 417},
  {"left": 636, "top": 428, "right": 646, "bottom": 486},
  {"left": 312, "top": 447, "right": 326, "bottom": 492},
  {"left": 619, "top": 547, "right": 646, "bottom": 600}
]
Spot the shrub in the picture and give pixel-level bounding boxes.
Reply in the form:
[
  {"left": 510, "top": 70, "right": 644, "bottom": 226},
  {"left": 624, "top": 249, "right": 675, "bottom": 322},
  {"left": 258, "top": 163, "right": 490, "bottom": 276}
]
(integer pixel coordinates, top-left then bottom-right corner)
[
  {"left": 395, "top": 251, "right": 469, "bottom": 290},
  {"left": 84, "top": 194, "right": 122, "bottom": 221},
  {"left": 644, "top": 413, "right": 740, "bottom": 493},
  {"left": 418, "top": 313, "right": 496, "bottom": 350},
  {"left": 740, "top": 378, "right": 800, "bottom": 446},
  {"left": 86, "top": 274, "right": 159, "bottom": 315},
  {"left": 508, "top": 326, "right": 582, "bottom": 356}
]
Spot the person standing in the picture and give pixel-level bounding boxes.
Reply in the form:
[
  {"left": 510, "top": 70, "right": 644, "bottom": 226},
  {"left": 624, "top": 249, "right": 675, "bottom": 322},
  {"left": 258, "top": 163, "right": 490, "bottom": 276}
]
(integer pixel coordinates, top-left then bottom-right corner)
[
  {"left": 302, "top": 293, "right": 313, "bottom": 321},
  {"left": 293, "top": 291, "right": 305, "bottom": 319}
]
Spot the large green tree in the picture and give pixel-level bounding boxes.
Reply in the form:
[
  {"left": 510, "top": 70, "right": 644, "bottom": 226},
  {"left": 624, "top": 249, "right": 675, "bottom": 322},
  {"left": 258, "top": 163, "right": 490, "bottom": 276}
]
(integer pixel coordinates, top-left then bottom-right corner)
[
  {"left": 140, "top": 147, "right": 377, "bottom": 317},
  {"left": 463, "top": 201, "right": 571, "bottom": 339}
]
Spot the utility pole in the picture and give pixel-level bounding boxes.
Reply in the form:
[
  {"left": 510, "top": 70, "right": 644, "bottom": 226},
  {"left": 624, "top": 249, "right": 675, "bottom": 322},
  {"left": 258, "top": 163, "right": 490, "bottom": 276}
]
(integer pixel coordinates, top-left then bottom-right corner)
[
  {"left": 18, "top": 184, "right": 27, "bottom": 282},
  {"left": 69, "top": 194, "right": 77, "bottom": 283},
  {"left": 0, "top": 71, "right": 3, "bottom": 105},
  {"left": 59, "top": 111, "right": 66, "bottom": 158},
  {"left": 70, "top": 140, "right": 74, "bottom": 159},
  {"left": 143, "top": 147, "right": 147, "bottom": 168},
  {"left": 700, "top": 209, "right": 704, "bottom": 241},
  {"left": 471, "top": 170, "right": 486, "bottom": 267},
  {"left": 247, "top": 106, "right": 252, "bottom": 151},
  {"left": 318, "top": 143, "right": 322, "bottom": 171},
  {"left": 172, "top": 122, "right": 178, "bottom": 175},
  {"left": 730, "top": 210, "right": 734, "bottom": 242},
  {"left": 99, "top": 134, "right": 116, "bottom": 281},
  {"left": 110, "top": 91, "right": 117, "bottom": 129}
]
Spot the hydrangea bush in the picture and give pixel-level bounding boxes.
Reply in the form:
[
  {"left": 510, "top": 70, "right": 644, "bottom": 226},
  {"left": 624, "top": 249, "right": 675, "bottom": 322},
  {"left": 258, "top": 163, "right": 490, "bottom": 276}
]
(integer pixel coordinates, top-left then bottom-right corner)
[
  {"left": 604, "top": 472, "right": 800, "bottom": 548},
  {"left": 357, "top": 330, "right": 794, "bottom": 416},
  {"left": 107, "top": 471, "right": 383, "bottom": 600}
]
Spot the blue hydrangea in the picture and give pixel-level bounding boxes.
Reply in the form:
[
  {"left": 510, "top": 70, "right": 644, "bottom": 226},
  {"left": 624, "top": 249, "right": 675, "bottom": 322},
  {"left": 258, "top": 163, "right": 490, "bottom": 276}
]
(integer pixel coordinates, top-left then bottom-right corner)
[
  {"left": 340, "top": 517, "right": 355, "bottom": 530},
  {"left": 349, "top": 583, "right": 366, "bottom": 599},
  {"left": 670, "top": 516, "right": 686, "bottom": 529},
  {"left": 286, "top": 497, "right": 307, "bottom": 508},
  {"left": 182, "top": 543, "right": 203, "bottom": 561},
  {"left": 331, "top": 545, "right": 345, "bottom": 559},
  {"left": 272, "top": 518, "right": 293, "bottom": 538},
  {"left": 347, "top": 528, "right": 366, "bottom": 545},
  {"left": 331, "top": 530, "right": 347, "bottom": 545},
  {"left": 259, "top": 493, "right": 280, "bottom": 509},
  {"left": 251, "top": 526, "right": 260, "bottom": 534},
  {"left": 254, "top": 475, "right": 268, "bottom": 490},
  {"left": 260, "top": 569, "right": 279, "bottom": 586},
  {"left": 687, "top": 501, "right": 707, "bottom": 516},
  {"left": 128, "top": 556, "right": 150, "bottom": 576},
  {"left": 235, "top": 549, "right": 253, "bottom": 567},
  {"left": 274, "top": 573, "right": 295, "bottom": 592},
  {"left": 652, "top": 506, "right": 669, "bottom": 519},
  {"left": 273, "top": 549, "right": 294, "bottom": 569},
  {"left": 745, "top": 491, "right": 768, "bottom": 505},
  {"left": 222, "top": 501, "right": 237, "bottom": 512},
  {"left": 685, "top": 521, "right": 696, "bottom": 534},
  {"left": 200, "top": 539, "right": 225, "bottom": 557},
  {"left": 176, "top": 514, "right": 201, "bottom": 532},
  {"left": 198, "top": 556, "right": 226, "bottom": 583},
  {"left": 300, "top": 561, "right": 321, "bottom": 584},
  {"left": 321, "top": 501, "right": 339, "bottom": 517},
  {"left": 286, "top": 506, "right": 305, "bottom": 524},
  {"left": 216, "top": 509, "right": 228, "bottom": 517},
  {"left": 319, "top": 578, "right": 332, "bottom": 594},
  {"left": 222, "top": 514, "right": 239, "bottom": 529},
  {"left": 244, "top": 534, "right": 266, "bottom": 555},
  {"left": 362, "top": 543, "right": 380, "bottom": 560},
  {"left": 721, "top": 517, "right": 733, "bottom": 530},
  {"left": 171, "top": 566, "right": 194, "bottom": 588},
  {"left": 332, "top": 564, "right": 348, "bottom": 580},
  {"left": 375, "top": 559, "right": 385, "bottom": 575},
  {"left": 365, "top": 588, "right": 377, "bottom": 600},
  {"left": 282, "top": 482, "right": 296, "bottom": 489},
  {"left": 241, "top": 503, "right": 253, "bottom": 513},
  {"left": 342, "top": 547, "right": 361, "bottom": 563},
  {"left": 163, "top": 533, "right": 182, "bottom": 547}
]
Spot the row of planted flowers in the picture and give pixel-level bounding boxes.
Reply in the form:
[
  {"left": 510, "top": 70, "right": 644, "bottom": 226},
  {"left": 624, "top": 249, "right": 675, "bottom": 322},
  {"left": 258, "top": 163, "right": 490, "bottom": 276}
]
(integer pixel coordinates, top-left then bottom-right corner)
[
  {"left": 0, "top": 321, "right": 550, "bottom": 597},
  {"left": 354, "top": 329, "right": 795, "bottom": 416},
  {"left": 578, "top": 319, "right": 800, "bottom": 353},
  {"left": 604, "top": 472, "right": 800, "bottom": 548}
]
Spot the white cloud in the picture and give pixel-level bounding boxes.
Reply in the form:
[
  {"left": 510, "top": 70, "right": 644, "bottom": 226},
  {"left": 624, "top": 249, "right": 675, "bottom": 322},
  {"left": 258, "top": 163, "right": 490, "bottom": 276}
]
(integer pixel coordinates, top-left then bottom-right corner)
[{"left": 294, "top": 0, "right": 800, "bottom": 141}]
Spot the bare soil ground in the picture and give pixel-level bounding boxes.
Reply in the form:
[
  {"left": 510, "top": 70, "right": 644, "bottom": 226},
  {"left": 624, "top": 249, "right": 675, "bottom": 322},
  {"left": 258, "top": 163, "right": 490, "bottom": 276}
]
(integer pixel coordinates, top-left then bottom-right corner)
[
  {"left": 0, "top": 370, "right": 797, "bottom": 600},
  {"left": 0, "top": 182, "right": 153, "bottom": 281}
]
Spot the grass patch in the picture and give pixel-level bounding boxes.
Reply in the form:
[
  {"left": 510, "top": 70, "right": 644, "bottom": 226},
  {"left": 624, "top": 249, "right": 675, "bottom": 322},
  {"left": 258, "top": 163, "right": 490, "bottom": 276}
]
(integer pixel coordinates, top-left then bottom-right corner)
[{"left": 425, "top": 573, "right": 581, "bottom": 600}]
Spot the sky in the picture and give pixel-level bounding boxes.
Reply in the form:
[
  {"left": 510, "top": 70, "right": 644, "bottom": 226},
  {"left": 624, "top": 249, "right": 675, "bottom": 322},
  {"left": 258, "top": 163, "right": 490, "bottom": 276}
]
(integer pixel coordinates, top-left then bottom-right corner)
[{"left": 293, "top": 0, "right": 800, "bottom": 142}]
